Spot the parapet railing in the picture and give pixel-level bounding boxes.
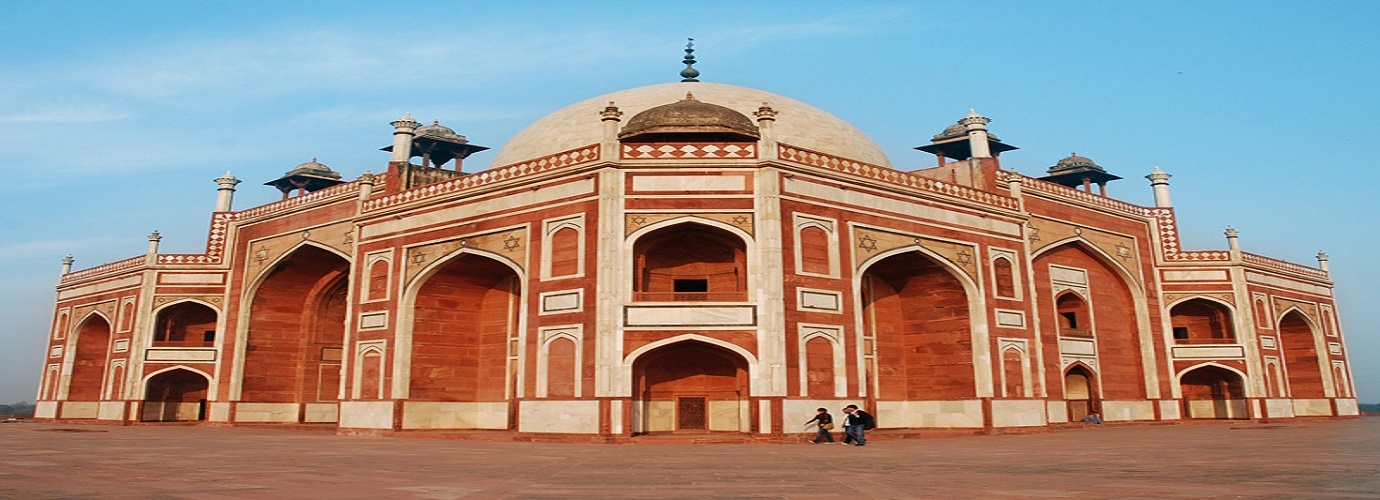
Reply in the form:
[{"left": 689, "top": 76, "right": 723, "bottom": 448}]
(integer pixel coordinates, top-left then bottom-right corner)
[
  {"left": 777, "top": 145, "right": 1020, "bottom": 210},
  {"left": 1017, "top": 174, "right": 1153, "bottom": 218},
  {"left": 632, "top": 292, "right": 749, "bottom": 302},
  {"left": 363, "top": 145, "right": 601, "bottom": 212},
  {"left": 1242, "top": 252, "right": 1329, "bottom": 280},
  {"left": 60, "top": 256, "right": 145, "bottom": 283}
]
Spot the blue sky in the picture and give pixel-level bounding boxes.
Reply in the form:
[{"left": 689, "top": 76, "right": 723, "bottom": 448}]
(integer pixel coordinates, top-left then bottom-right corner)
[{"left": 1, "top": 1, "right": 1376, "bottom": 404}]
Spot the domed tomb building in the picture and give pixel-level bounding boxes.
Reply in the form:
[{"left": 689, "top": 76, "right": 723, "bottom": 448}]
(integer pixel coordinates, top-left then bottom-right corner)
[{"left": 33, "top": 70, "right": 1357, "bottom": 438}]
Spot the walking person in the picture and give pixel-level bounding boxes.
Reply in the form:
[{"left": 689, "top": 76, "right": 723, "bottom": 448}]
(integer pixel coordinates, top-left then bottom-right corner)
[
  {"left": 841, "top": 404, "right": 873, "bottom": 446},
  {"left": 804, "top": 407, "right": 835, "bottom": 444}
]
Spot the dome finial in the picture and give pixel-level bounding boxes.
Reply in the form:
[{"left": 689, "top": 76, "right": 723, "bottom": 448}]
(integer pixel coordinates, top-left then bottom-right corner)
[{"left": 679, "top": 38, "right": 700, "bottom": 82}]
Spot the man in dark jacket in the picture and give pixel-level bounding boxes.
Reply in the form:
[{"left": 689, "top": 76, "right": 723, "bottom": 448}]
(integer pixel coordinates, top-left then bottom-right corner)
[{"left": 841, "top": 404, "right": 873, "bottom": 446}]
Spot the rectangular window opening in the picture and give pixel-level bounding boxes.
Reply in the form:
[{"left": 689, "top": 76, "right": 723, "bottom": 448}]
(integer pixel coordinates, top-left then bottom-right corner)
[
  {"left": 1060, "top": 312, "right": 1079, "bottom": 330},
  {"left": 673, "top": 279, "right": 709, "bottom": 293}
]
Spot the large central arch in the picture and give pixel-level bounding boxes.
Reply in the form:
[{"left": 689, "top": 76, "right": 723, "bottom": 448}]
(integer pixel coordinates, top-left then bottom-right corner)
[
  {"left": 396, "top": 248, "right": 523, "bottom": 430},
  {"left": 239, "top": 244, "right": 350, "bottom": 408},
  {"left": 631, "top": 340, "right": 750, "bottom": 434},
  {"left": 861, "top": 250, "right": 975, "bottom": 401}
]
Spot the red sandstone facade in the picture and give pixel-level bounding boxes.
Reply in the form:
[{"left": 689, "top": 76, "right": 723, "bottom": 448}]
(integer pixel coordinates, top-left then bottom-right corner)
[{"left": 34, "top": 81, "right": 1357, "bottom": 438}]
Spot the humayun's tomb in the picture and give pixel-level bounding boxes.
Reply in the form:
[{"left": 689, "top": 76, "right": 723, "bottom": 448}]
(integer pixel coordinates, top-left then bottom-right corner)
[{"left": 33, "top": 51, "right": 1357, "bottom": 440}]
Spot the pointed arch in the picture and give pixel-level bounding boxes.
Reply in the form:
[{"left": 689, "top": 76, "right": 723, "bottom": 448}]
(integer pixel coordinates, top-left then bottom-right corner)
[
  {"left": 396, "top": 247, "right": 524, "bottom": 403},
  {"left": 1033, "top": 239, "right": 1157, "bottom": 400},
  {"left": 1168, "top": 296, "right": 1237, "bottom": 344},
  {"left": 150, "top": 298, "right": 221, "bottom": 347},
  {"left": 1177, "top": 362, "right": 1248, "bottom": 419},
  {"left": 233, "top": 242, "right": 351, "bottom": 405},
  {"left": 66, "top": 312, "right": 114, "bottom": 401},
  {"left": 628, "top": 219, "right": 751, "bottom": 302},
  {"left": 857, "top": 244, "right": 991, "bottom": 400},
  {"left": 141, "top": 367, "right": 212, "bottom": 422},
  {"left": 629, "top": 339, "right": 753, "bottom": 433},
  {"left": 1063, "top": 362, "right": 1099, "bottom": 421},
  {"left": 1031, "top": 236, "right": 1141, "bottom": 288},
  {"left": 1277, "top": 308, "right": 1326, "bottom": 398}
]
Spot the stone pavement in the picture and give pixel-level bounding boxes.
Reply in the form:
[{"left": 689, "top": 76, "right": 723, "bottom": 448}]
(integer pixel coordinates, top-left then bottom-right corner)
[{"left": 2, "top": 419, "right": 1378, "bottom": 499}]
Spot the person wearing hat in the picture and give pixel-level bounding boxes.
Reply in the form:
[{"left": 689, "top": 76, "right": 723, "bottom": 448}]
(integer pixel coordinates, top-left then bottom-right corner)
[{"left": 840, "top": 404, "right": 873, "bottom": 446}]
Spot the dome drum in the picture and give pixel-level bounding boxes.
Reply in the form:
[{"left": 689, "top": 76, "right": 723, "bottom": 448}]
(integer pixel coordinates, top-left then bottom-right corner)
[{"left": 618, "top": 93, "right": 760, "bottom": 143}]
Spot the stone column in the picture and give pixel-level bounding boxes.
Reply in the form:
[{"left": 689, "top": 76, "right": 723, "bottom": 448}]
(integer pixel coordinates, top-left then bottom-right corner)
[
  {"left": 146, "top": 231, "right": 162, "bottom": 265},
  {"left": 961, "top": 110, "right": 992, "bottom": 158},
  {"left": 390, "top": 113, "right": 420, "bottom": 163},
  {"left": 61, "top": 255, "right": 73, "bottom": 275},
  {"left": 1225, "top": 226, "right": 1240, "bottom": 261},
  {"left": 1146, "top": 167, "right": 1172, "bottom": 207},
  {"left": 358, "top": 171, "right": 375, "bottom": 201},
  {"left": 755, "top": 103, "right": 778, "bottom": 161},
  {"left": 214, "top": 172, "right": 241, "bottom": 212},
  {"left": 600, "top": 102, "right": 622, "bottom": 161},
  {"left": 1317, "top": 251, "right": 1330, "bottom": 276}
]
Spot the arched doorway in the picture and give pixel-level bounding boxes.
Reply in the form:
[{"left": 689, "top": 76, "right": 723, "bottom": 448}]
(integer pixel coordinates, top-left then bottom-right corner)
[
  {"left": 242, "top": 245, "right": 349, "bottom": 406},
  {"left": 1180, "top": 365, "right": 1247, "bottom": 419},
  {"left": 861, "top": 251, "right": 973, "bottom": 402},
  {"left": 1064, "top": 365, "right": 1098, "bottom": 421},
  {"left": 1279, "top": 311, "right": 1325, "bottom": 398},
  {"left": 68, "top": 315, "right": 113, "bottom": 402},
  {"left": 632, "top": 341, "right": 749, "bottom": 434},
  {"left": 143, "top": 369, "right": 210, "bottom": 422},
  {"left": 410, "top": 253, "right": 519, "bottom": 404},
  {"left": 1033, "top": 243, "right": 1144, "bottom": 402}
]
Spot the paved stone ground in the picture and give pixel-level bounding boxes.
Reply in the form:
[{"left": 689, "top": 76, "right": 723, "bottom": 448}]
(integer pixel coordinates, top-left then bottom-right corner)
[{"left": 2, "top": 418, "right": 1378, "bottom": 499}]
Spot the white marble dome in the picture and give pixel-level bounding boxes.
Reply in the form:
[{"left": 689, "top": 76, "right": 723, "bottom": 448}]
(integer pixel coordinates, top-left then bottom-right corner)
[{"left": 490, "top": 82, "right": 891, "bottom": 168}]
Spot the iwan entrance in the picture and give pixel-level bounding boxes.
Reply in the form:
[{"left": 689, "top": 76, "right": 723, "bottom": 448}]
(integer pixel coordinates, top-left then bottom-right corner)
[{"left": 632, "top": 341, "right": 749, "bottom": 434}]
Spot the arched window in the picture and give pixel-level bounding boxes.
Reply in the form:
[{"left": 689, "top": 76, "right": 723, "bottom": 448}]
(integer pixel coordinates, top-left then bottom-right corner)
[
  {"left": 153, "top": 302, "right": 218, "bottom": 346},
  {"left": 798, "top": 225, "right": 831, "bottom": 275},
  {"left": 993, "top": 257, "right": 1016, "bottom": 298},
  {"left": 548, "top": 226, "right": 581, "bottom": 278},
  {"left": 367, "top": 259, "right": 390, "bottom": 301},
  {"left": 633, "top": 223, "right": 747, "bottom": 302},
  {"left": 1056, "top": 292, "right": 1091, "bottom": 337},
  {"left": 1169, "top": 299, "right": 1235, "bottom": 344}
]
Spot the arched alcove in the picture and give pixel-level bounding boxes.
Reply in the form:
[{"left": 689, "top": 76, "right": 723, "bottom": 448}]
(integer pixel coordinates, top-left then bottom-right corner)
[
  {"left": 142, "top": 368, "right": 210, "bottom": 422},
  {"left": 242, "top": 245, "right": 349, "bottom": 405},
  {"left": 632, "top": 340, "right": 749, "bottom": 433},
  {"left": 153, "top": 301, "right": 218, "bottom": 346},
  {"left": 632, "top": 222, "right": 747, "bottom": 302},
  {"left": 862, "top": 250, "right": 974, "bottom": 401},
  {"left": 1180, "top": 364, "right": 1247, "bottom": 419},
  {"left": 1170, "top": 298, "right": 1235, "bottom": 344},
  {"left": 68, "top": 314, "right": 113, "bottom": 402}
]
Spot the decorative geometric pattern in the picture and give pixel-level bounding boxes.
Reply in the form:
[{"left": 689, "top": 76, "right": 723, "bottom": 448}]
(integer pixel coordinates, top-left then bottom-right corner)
[
  {"left": 1027, "top": 217, "right": 1141, "bottom": 285},
  {"left": 365, "top": 145, "right": 600, "bottom": 212},
  {"left": 404, "top": 228, "right": 528, "bottom": 284},
  {"left": 622, "top": 143, "right": 756, "bottom": 160},
  {"left": 1162, "top": 293, "right": 1235, "bottom": 306},
  {"left": 778, "top": 144, "right": 1019, "bottom": 210},
  {"left": 623, "top": 213, "right": 754, "bottom": 237},
  {"left": 1018, "top": 173, "right": 1151, "bottom": 217},
  {"left": 1272, "top": 297, "right": 1318, "bottom": 320},
  {"left": 153, "top": 295, "right": 223, "bottom": 307},
  {"left": 850, "top": 226, "right": 979, "bottom": 282}
]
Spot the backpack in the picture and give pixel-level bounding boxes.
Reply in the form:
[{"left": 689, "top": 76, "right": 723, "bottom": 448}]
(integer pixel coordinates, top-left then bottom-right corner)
[{"left": 859, "top": 410, "right": 876, "bottom": 430}]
